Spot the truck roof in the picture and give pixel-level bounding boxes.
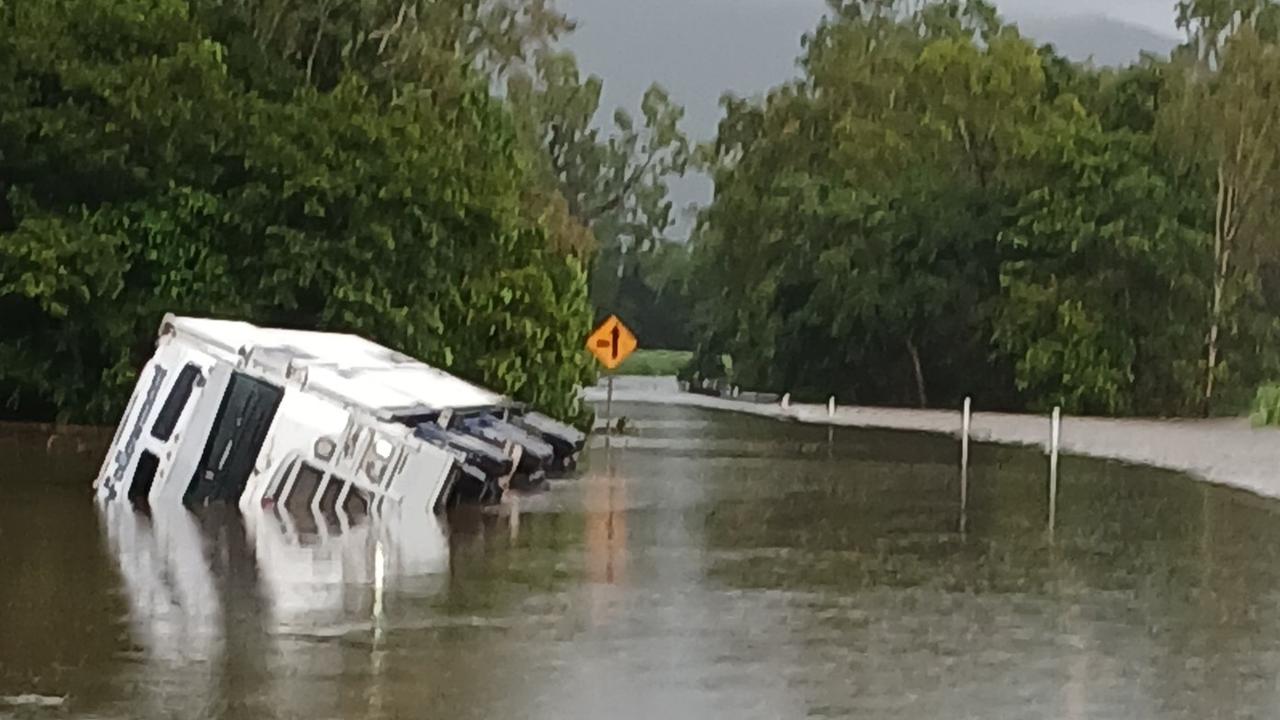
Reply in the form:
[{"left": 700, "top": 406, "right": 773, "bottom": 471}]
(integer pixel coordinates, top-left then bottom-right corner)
[{"left": 163, "top": 315, "right": 506, "bottom": 417}]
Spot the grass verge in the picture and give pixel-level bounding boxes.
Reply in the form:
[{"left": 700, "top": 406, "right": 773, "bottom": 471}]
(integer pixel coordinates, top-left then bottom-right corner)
[{"left": 615, "top": 349, "right": 693, "bottom": 377}]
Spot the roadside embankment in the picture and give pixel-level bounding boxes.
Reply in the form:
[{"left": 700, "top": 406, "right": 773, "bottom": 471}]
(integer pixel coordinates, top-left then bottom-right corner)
[{"left": 583, "top": 377, "right": 1280, "bottom": 500}]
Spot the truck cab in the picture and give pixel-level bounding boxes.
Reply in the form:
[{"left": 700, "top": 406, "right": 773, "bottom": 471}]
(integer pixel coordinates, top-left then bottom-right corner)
[{"left": 95, "top": 316, "right": 460, "bottom": 517}]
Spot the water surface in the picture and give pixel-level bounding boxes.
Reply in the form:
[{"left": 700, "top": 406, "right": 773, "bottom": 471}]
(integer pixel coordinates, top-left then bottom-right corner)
[{"left": 3, "top": 403, "right": 1280, "bottom": 719}]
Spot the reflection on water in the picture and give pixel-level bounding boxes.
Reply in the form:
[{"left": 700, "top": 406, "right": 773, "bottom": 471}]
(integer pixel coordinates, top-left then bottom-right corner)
[
  {"left": 93, "top": 501, "right": 452, "bottom": 719},
  {"left": 585, "top": 463, "right": 628, "bottom": 626},
  {"left": 6, "top": 404, "right": 1280, "bottom": 718}
]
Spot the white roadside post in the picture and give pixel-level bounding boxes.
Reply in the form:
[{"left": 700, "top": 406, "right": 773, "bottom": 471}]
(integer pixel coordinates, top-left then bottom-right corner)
[
  {"left": 960, "top": 397, "right": 971, "bottom": 532},
  {"left": 1048, "top": 406, "right": 1062, "bottom": 534},
  {"left": 826, "top": 396, "right": 838, "bottom": 453}
]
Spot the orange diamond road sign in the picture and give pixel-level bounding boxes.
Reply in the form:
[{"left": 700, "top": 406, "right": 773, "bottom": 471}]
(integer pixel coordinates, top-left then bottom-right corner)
[{"left": 587, "top": 315, "right": 638, "bottom": 370}]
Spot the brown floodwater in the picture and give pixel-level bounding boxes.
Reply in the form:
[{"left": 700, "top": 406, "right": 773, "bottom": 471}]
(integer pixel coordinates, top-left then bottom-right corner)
[{"left": 4, "top": 402, "right": 1280, "bottom": 719}]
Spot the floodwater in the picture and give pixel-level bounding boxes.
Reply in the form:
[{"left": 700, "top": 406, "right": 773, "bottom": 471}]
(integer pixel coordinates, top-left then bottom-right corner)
[{"left": 4, "top": 404, "right": 1280, "bottom": 719}]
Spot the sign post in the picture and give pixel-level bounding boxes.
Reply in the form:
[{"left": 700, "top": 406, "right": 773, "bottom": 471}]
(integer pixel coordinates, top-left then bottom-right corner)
[
  {"left": 586, "top": 315, "right": 638, "bottom": 434},
  {"left": 606, "top": 374, "right": 614, "bottom": 428}
]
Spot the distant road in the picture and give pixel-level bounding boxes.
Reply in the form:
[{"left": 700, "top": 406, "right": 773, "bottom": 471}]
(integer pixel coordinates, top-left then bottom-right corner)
[{"left": 583, "top": 377, "right": 1280, "bottom": 500}]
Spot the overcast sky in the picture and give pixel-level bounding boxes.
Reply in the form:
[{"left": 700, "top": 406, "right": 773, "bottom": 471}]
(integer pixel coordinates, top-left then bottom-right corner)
[
  {"left": 555, "top": 0, "right": 1185, "bottom": 232},
  {"left": 995, "top": 0, "right": 1178, "bottom": 31}
]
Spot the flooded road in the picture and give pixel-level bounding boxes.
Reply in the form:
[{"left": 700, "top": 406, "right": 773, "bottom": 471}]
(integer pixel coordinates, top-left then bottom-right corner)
[{"left": 5, "top": 403, "right": 1280, "bottom": 718}]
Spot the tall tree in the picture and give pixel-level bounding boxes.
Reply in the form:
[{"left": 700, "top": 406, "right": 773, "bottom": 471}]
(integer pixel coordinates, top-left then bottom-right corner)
[
  {"left": 692, "top": 0, "right": 1045, "bottom": 406},
  {"left": 995, "top": 113, "right": 1209, "bottom": 415},
  {"left": 0, "top": 0, "right": 595, "bottom": 423},
  {"left": 690, "top": 0, "right": 1278, "bottom": 415},
  {"left": 505, "top": 51, "right": 690, "bottom": 304},
  {"left": 504, "top": 47, "right": 691, "bottom": 346},
  {"left": 1165, "top": 0, "right": 1280, "bottom": 413},
  {"left": 194, "top": 0, "right": 574, "bottom": 92}
]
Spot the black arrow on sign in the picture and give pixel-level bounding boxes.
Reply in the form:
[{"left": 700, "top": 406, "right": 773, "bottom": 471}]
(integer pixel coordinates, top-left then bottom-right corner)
[{"left": 611, "top": 324, "right": 620, "bottom": 360}]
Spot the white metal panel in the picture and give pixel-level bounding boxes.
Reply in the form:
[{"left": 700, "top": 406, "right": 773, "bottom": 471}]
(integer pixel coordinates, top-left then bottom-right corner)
[
  {"left": 389, "top": 441, "right": 457, "bottom": 514},
  {"left": 98, "top": 335, "right": 220, "bottom": 501},
  {"left": 165, "top": 315, "right": 506, "bottom": 415},
  {"left": 103, "top": 315, "right": 479, "bottom": 512},
  {"left": 148, "top": 357, "right": 229, "bottom": 505},
  {"left": 237, "top": 388, "right": 352, "bottom": 512}
]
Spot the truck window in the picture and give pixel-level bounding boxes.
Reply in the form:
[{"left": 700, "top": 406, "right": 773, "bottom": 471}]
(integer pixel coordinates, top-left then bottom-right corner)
[
  {"left": 129, "top": 451, "right": 160, "bottom": 503},
  {"left": 284, "top": 463, "right": 325, "bottom": 516},
  {"left": 150, "top": 363, "right": 202, "bottom": 441}
]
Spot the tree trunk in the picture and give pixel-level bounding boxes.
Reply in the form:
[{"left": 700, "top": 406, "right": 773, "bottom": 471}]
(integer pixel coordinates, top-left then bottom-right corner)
[
  {"left": 1205, "top": 163, "right": 1237, "bottom": 417},
  {"left": 906, "top": 338, "right": 927, "bottom": 409},
  {"left": 1205, "top": 269, "right": 1224, "bottom": 416},
  {"left": 305, "top": 0, "right": 335, "bottom": 86}
]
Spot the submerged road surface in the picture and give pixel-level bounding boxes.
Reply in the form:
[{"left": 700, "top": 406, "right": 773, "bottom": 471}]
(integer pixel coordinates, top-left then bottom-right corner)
[
  {"left": 585, "top": 377, "right": 1280, "bottom": 499},
  {"left": 5, "top": 403, "right": 1280, "bottom": 718}
]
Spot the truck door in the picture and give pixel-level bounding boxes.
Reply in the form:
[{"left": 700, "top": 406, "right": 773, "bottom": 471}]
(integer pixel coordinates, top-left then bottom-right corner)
[{"left": 184, "top": 372, "right": 284, "bottom": 505}]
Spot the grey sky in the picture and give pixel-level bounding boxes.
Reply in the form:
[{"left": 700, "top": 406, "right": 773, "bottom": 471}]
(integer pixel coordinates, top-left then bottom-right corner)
[
  {"left": 998, "top": 0, "right": 1178, "bottom": 31},
  {"left": 555, "top": 0, "right": 1185, "bottom": 233}
]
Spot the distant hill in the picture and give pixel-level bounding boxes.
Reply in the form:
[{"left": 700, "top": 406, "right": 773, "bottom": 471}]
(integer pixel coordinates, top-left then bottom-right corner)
[{"left": 1013, "top": 15, "right": 1181, "bottom": 66}]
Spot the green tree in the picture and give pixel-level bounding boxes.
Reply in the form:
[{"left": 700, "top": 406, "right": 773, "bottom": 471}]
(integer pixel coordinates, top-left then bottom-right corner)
[
  {"left": 1165, "top": 0, "right": 1280, "bottom": 413},
  {"left": 194, "top": 0, "right": 574, "bottom": 93},
  {"left": 507, "top": 52, "right": 689, "bottom": 248},
  {"left": 995, "top": 114, "right": 1209, "bottom": 414},
  {"left": 692, "top": 1, "right": 1045, "bottom": 406},
  {"left": 504, "top": 48, "right": 692, "bottom": 336},
  {"left": 690, "top": 0, "right": 1275, "bottom": 416},
  {"left": 0, "top": 0, "right": 594, "bottom": 423}
]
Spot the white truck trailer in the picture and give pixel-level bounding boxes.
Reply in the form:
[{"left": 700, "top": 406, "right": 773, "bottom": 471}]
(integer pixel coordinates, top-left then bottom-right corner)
[{"left": 94, "top": 315, "right": 584, "bottom": 517}]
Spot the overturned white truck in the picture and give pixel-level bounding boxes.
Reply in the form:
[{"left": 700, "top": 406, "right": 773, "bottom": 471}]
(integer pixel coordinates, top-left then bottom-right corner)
[{"left": 94, "top": 315, "right": 585, "bottom": 515}]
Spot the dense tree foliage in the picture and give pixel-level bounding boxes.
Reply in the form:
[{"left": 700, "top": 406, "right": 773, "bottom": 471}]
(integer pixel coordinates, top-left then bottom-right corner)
[
  {"left": 690, "top": 0, "right": 1280, "bottom": 416},
  {"left": 0, "top": 0, "right": 599, "bottom": 423},
  {"left": 504, "top": 49, "right": 692, "bottom": 343},
  {"left": 12, "top": 0, "right": 1279, "bottom": 425}
]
